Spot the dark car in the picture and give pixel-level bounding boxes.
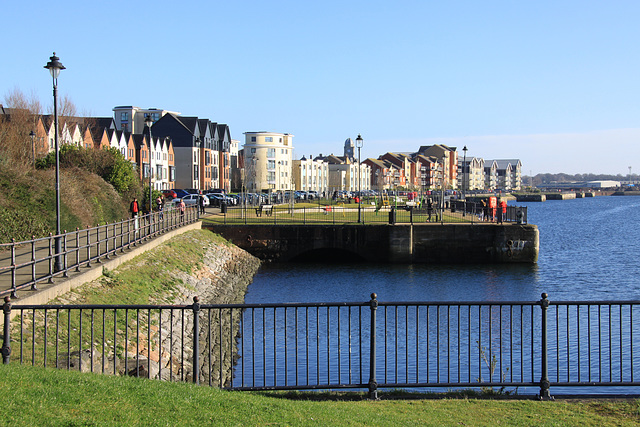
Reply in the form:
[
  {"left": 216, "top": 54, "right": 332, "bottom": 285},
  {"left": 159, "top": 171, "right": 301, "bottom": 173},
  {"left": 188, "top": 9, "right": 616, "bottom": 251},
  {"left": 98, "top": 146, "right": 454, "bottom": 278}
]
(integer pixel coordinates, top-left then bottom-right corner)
[{"left": 172, "top": 189, "right": 190, "bottom": 198}]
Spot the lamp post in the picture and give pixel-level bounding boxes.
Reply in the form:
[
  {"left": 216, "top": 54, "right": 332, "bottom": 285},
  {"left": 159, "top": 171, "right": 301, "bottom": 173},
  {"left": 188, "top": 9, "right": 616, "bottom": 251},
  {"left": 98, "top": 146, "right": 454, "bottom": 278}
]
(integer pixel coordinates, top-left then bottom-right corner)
[
  {"left": 29, "top": 130, "right": 36, "bottom": 167},
  {"left": 462, "top": 145, "right": 467, "bottom": 216},
  {"left": 44, "top": 52, "right": 65, "bottom": 272},
  {"left": 145, "top": 115, "right": 153, "bottom": 217},
  {"left": 356, "top": 134, "right": 363, "bottom": 223}
]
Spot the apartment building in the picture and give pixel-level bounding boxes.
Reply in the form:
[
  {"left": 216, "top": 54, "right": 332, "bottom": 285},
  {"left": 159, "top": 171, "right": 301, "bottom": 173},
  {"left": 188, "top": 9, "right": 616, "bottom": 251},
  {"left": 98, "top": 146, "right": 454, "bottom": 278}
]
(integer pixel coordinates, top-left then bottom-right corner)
[{"left": 243, "top": 132, "right": 294, "bottom": 193}]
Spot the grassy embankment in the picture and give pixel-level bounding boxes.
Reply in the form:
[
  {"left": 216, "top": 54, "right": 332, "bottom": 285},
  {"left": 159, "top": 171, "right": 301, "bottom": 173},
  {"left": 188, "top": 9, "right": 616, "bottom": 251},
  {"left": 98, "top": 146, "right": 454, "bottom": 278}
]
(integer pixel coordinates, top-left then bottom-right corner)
[
  {"left": 0, "top": 165, "right": 129, "bottom": 244},
  {"left": 0, "top": 363, "right": 639, "bottom": 426}
]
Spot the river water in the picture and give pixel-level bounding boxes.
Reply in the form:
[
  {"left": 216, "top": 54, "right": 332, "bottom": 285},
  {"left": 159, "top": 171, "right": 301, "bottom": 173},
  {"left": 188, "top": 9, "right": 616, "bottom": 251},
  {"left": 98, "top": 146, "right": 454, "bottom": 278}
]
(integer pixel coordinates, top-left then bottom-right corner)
[
  {"left": 235, "top": 195, "right": 640, "bottom": 394},
  {"left": 246, "top": 195, "right": 640, "bottom": 303}
]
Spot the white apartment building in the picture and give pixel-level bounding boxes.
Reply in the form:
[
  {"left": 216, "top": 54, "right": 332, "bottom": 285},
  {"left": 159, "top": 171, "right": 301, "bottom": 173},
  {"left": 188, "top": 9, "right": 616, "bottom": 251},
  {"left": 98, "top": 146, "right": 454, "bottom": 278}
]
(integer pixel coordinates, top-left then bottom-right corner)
[
  {"left": 293, "top": 156, "right": 329, "bottom": 195},
  {"left": 243, "top": 131, "right": 294, "bottom": 193},
  {"left": 112, "top": 106, "right": 180, "bottom": 134}
]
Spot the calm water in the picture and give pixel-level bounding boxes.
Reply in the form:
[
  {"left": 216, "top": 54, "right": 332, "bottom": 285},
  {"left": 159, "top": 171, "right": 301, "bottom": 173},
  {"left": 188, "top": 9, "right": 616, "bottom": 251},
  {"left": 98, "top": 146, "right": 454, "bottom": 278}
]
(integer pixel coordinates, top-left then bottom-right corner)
[
  {"left": 246, "top": 195, "right": 640, "bottom": 303},
  {"left": 235, "top": 195, "right": 640, "bottom": 394}
]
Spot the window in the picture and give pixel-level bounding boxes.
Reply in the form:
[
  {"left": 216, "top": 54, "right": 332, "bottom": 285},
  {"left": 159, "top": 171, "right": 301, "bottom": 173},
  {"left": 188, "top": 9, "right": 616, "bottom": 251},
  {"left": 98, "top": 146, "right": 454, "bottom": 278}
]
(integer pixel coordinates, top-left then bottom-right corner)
[
  {"left": 121, "top": 112, "right": 128, "bottom": 121},
  {"left": 250, "top": 148, "right": 256, "bottom": 154},
  {"left": 268, "top": 160, "right": 276, "bottom": 169},
  {"left": 267, "top": 148, "right": 276, "bottom": 158},
  {"left": 265, "top": 137, "right": 273, "bottom": 142},
  {"left": 251, "top": 136, "right": 256, "bottom": 142}
]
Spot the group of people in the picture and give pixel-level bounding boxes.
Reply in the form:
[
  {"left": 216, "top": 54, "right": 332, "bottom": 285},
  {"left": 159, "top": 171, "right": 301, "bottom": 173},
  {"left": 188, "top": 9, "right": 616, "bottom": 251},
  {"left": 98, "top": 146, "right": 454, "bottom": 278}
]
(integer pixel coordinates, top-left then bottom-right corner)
[
  {"left": 479, "top": 199, "right": 508, "bottom": 223},
  {"left": 129, "top": 196, "right": 187, "bottom": 223}
]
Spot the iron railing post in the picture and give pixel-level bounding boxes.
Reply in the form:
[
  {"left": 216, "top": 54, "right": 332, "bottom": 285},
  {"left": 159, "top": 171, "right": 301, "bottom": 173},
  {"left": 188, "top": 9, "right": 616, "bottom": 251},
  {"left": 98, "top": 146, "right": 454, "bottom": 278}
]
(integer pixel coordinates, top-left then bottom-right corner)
[
  {"left": 62, "top": 230, "right": 68, "bottom": 277},
  {"left": 10, "top": 239, "right": 17, "bottom": 298},
  {"left": 2, "top": 297, "right": 12, "bottom": 364},
  {"left": 75, "top": 228, "right": 81, "bottom": 272},
  {"left": 539, "top": 292, "right": 552, "bottom": 400},
  {"left": 368, "top": 293, "right": 378, "bottom": 400},
  {"left": 192, "top": 296, "right": 200, "bottom": 385}
]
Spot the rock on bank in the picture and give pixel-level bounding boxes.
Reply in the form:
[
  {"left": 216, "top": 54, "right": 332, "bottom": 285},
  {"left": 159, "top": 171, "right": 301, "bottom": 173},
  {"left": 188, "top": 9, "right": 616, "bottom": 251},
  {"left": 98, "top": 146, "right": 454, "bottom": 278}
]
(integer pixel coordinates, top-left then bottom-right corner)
[{"left": 52, "top": 229, "right": 260, "bottom": 384}]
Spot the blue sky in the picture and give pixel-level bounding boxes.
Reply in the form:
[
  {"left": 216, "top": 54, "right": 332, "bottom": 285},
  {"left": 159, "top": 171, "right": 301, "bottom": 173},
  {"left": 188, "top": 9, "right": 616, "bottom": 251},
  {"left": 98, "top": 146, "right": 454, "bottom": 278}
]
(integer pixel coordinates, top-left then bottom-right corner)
[{"left": 3, "top": 0, "right": 639, "bottom": 175}]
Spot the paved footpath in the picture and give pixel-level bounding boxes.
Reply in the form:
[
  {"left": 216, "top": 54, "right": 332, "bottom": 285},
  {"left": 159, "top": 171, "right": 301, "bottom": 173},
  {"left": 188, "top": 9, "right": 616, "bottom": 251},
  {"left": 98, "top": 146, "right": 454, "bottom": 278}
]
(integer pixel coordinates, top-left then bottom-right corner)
[{"left": 0, "top": 208, "right": 217, "bottom": 306}]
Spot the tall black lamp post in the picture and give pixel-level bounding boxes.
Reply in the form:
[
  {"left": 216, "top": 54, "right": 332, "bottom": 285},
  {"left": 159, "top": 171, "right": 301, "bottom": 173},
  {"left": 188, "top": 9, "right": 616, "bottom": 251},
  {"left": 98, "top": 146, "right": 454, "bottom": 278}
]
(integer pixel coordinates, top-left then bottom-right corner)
[
  {"left": 462, "top": 145, "right": 468, "bottom": 216},
  {"left": 44, "top": 52, "right": 65, "bottom": 272},
  {"left": 356, "top": 134, "right": 363, "bottom": 223},
  {"left": 145, "top": 115, "right": 153, "bottom": 216}
]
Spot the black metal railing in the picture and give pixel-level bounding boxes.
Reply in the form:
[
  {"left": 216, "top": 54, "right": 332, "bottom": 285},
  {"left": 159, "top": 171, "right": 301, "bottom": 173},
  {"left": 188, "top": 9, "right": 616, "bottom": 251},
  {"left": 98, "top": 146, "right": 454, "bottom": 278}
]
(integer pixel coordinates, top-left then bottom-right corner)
[
  {"left": 212, "top": 203, "right": 528, "bottom": 226},
  {"left": 0, "top": 206, "right": 199, "bottom": 299},
  {"left": 3, "top": 293, "right": 638, "bottom": 398}
]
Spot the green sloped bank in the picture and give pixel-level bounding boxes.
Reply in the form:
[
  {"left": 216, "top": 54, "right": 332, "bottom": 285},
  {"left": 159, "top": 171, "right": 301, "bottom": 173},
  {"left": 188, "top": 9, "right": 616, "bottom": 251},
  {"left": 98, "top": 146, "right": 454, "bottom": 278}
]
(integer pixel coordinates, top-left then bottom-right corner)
[{"left": 51, "top": 229, "right": 261, "bottom": 385}]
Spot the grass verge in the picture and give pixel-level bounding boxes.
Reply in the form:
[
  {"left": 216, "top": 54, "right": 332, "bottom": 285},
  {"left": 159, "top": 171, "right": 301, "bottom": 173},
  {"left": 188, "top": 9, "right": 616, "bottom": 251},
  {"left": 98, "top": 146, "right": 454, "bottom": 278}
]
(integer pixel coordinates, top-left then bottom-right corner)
[{"left": 0, "top": 364, "right": 639, "bottom": 426}]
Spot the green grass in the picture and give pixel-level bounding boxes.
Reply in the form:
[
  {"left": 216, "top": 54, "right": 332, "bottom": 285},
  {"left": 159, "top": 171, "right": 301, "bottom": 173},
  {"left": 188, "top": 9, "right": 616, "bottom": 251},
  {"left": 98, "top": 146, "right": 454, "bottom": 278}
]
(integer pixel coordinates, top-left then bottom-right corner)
[
  {"left": 16, "top": 230, "right": 228, "bottom": 367},
  {"left": 204, "top": 205, "right": 472, "bottom": 225},
  {"left": 0, "top": 364, "right": 638, "bottom": 426}
]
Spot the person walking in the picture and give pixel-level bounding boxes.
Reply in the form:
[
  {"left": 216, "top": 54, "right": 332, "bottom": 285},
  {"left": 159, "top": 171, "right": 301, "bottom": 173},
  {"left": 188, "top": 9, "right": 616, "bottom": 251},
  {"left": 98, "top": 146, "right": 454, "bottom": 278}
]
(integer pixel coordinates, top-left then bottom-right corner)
[{"left": 427, "top": 198, "right": 434, "bottom": 222}]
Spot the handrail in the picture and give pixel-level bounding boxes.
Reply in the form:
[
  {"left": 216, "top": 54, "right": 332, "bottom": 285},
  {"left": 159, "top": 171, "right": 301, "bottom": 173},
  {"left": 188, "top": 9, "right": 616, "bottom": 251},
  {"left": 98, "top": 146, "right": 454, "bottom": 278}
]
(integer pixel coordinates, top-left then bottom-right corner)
[
  {"left": 0, "top": 205, "right": 199, "bottom": 298},
  {"left": 3, "top": 293, "right": 638, "bottom": 398}
]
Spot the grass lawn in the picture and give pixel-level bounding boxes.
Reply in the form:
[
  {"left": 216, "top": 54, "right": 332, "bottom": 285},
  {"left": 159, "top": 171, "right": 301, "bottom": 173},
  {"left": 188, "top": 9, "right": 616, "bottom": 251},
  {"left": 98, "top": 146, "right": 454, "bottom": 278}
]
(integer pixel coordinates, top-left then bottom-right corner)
[{"left": 1, "top": 364, "right": 638, "bottom": 426}]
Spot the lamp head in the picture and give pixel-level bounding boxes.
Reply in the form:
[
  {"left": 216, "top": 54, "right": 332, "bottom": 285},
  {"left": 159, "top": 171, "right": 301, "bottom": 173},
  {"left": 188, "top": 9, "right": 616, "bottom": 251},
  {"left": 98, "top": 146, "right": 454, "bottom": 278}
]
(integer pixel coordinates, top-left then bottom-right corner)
[
  {"left": 355, "top": 133, "right": 363, "bottom": 148},
  {"left": 44, "top": 52, "right": 65, "bottom": 79}
]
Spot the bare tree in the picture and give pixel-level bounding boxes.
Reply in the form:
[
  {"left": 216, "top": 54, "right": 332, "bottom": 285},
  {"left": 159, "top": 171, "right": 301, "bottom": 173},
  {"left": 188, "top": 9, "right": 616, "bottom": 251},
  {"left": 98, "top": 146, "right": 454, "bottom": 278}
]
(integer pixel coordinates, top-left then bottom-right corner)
[{"left": 0, "top": 88, "right": 42, "bottom": 167}]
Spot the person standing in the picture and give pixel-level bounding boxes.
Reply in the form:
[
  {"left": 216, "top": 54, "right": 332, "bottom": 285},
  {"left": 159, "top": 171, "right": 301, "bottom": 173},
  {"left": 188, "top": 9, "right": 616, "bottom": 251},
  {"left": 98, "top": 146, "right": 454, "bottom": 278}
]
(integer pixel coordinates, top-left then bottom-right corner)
[
  {"left": 156, "top": 196, "right": 164, "bottom": 220},
  {"left": 130, "top": 198, "right": 139, "bottom": 218},
  {"left": 198, "top": 192, "right": 205, "bottom": 214},
  {"left": 178, "top": 198, "right": 186, "bottom": 222},
  {"left": 498, "top": 199, "right": 507, "bottom": 224},
  {"left": 130, "top": 197, "right": 140, "bottom": 233}
]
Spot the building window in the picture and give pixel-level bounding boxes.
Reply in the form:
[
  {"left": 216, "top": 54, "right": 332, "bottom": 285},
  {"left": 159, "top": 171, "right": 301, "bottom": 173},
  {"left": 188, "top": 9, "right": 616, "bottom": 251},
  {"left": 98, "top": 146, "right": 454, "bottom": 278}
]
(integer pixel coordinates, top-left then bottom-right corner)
[
  {"left": 267, "top": 148, "right": 276, "bottom": 158},
  {"left": 121, "top": 112, "right": 128, "bottom": 121},
  {"left": 251, "top": 136, "right": 256, "bottom": 142},
  {"left": 250, "top": 148, "right": 256, "bottom": 154},
  {"left": 268, "top": 160, "right": 276, "bottom": 169},
  {"left": 265, "top": 137, "right": 273, "bottom": 142}
]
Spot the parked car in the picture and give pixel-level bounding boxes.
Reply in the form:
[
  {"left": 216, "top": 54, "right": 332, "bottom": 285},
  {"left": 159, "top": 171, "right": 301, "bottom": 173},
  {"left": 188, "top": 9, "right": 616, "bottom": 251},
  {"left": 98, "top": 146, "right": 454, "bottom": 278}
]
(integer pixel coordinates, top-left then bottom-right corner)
[
  {"left": 162, "top": 190, "right": 177, "bottom": 199},
  {"left": 206, "top": 194, "right": 226, "bottom": 207},
  {"left": 172, "top": 189, "right": 190, "bottom": 198},
  {"left": 172, "top": 194, "right": 209, "bottom": 207}
]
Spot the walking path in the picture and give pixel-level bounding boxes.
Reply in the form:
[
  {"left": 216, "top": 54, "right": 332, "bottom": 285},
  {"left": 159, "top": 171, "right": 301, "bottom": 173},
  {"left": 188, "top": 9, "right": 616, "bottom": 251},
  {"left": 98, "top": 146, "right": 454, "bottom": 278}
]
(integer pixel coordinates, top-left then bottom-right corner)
[{"left": 0, "top": 207, "right": 217, "bottom": 307}]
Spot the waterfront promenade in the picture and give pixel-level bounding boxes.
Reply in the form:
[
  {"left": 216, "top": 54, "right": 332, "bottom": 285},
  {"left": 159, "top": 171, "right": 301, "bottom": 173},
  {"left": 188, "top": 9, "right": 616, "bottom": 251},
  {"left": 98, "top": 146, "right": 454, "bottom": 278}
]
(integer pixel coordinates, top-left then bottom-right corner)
[{"left": 0, "top": 207, "right": 209, "bottom": 306}]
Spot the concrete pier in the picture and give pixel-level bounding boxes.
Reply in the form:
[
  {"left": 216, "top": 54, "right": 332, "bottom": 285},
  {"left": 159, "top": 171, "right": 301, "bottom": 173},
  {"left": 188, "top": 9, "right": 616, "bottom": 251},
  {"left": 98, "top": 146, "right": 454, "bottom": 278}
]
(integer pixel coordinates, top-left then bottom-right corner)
[{"left": 204, "top": 223, "right": 539, "bottom": 264}]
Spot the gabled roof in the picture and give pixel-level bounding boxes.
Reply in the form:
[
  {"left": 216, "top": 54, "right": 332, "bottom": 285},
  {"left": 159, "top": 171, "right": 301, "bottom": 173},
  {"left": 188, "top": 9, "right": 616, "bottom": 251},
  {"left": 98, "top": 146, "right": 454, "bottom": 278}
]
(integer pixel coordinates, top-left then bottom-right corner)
[
  {"left": 488, "top": 159, "right": 521, "bottom": 171},
  {"left": 197, "top": 119, "right": 210, "bottom": 137},
  {"left": 132, "top": 134, "right": 146, "bottom": 150},
  {"left": 174, "top": 116, "right": 199, "bottom": 133},
  {"left": 318, "top": 154, "right": 345, "bottom": 164}
]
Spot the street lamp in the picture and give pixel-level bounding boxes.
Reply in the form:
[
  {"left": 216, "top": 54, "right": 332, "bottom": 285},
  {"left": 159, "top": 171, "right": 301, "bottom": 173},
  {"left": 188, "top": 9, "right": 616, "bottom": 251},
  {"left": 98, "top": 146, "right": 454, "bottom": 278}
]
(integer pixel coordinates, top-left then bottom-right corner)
[
  {"left": 44, "top": 52, "right": 65, "bottom": 272},
  {"left": 462, "top": 145, "right": 468, "bottom": 216},
  {"left": 145, "top": 115, "right": 153, "bottom": 217},
  {"left": 29, "top": 130, "right": 36, "bottom": 167},
  {"left": 356, "top": 134, "right": 363, "bottom": 223}
]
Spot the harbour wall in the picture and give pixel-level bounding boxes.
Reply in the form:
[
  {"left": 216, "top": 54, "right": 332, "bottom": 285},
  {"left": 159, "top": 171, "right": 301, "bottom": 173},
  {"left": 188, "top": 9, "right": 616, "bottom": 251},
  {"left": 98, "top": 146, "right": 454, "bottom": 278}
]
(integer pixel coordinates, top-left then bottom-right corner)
[{"left": 204, "top": 223, "right": 539, "bottom": 264}]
